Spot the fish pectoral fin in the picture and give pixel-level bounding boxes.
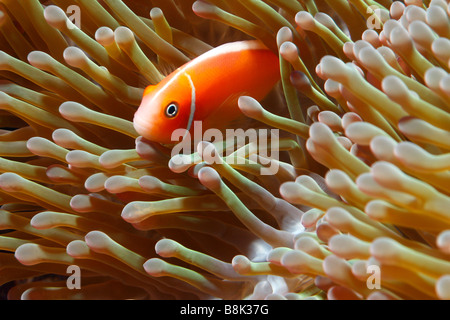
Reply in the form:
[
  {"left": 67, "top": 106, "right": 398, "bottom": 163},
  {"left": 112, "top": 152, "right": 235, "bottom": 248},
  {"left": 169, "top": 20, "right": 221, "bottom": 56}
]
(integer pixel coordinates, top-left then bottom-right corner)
[
  {"left": 209, "top": 92, "right": 247, "bottom": 119},
  {"left": 229, "top": 114, "right": 263, "bottom": 130},
  {"left": 200, "top": 94, "right": 241, "bottom": 130}
]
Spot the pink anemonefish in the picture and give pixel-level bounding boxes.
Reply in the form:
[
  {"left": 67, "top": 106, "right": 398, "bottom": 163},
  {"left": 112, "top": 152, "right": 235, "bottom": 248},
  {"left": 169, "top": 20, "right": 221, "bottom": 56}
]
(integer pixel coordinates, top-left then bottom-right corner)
[{"left": 133, "top": 40, "right": 280, "bottom": 145}]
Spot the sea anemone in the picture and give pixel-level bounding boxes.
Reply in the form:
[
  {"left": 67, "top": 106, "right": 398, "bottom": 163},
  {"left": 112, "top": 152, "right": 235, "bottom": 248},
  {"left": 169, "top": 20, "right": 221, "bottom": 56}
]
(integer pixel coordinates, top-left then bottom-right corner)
[{"left": 0, "top": 0, "right": 449, "bottom": 300}]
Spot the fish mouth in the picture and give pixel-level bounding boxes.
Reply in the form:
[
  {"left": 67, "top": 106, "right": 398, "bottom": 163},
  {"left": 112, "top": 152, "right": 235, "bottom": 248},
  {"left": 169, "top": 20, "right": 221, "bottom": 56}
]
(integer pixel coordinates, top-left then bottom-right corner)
[
  {"left": 133, "top": 113, "right": 170, "bottom": 144},
  {"left": 132, "top": 114, "right": 151, "bottom": 139}
]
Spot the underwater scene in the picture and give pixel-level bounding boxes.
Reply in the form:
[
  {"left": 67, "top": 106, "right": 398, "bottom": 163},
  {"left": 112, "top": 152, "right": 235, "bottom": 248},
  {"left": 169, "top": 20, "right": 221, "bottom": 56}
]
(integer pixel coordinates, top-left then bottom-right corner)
[{"left": 0, "top": 0, "right": 449, "bottom": 301}]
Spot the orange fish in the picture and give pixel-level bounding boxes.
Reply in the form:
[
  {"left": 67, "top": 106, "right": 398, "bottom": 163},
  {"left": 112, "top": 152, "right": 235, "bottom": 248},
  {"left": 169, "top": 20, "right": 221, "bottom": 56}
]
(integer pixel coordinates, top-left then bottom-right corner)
[{"left": 133, "top": 40, "right": 280, "bottom": 145}]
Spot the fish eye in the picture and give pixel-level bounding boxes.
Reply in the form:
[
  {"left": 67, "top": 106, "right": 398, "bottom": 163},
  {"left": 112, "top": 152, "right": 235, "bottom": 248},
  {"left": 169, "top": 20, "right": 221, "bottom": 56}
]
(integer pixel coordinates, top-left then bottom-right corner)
[{"left": 165, "top": 103, "right": 178, "bottom": 118}]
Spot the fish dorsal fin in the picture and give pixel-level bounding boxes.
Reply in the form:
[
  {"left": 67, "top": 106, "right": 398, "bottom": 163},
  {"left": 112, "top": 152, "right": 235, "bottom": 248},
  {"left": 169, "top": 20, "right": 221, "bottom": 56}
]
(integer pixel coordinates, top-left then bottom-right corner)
[{"left": 143, "top": 85, "right": 157, "bottom": 96}]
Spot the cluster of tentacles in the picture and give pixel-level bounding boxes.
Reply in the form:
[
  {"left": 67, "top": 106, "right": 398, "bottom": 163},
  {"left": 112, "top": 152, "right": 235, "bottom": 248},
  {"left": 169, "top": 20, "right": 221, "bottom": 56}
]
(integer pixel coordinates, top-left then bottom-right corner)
[{"left": 0, "top": 0, "right": 449, "bottom": 300}]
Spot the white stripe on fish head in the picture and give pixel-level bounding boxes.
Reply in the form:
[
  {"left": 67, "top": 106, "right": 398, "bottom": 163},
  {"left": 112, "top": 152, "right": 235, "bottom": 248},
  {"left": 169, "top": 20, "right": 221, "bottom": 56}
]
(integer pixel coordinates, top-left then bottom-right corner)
[{"left": 185, "top": 72, "right": 196, "bottom": 134}]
